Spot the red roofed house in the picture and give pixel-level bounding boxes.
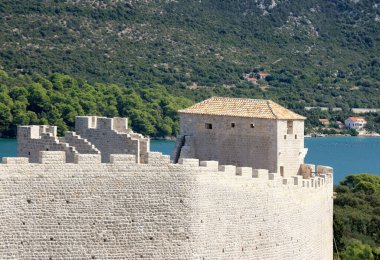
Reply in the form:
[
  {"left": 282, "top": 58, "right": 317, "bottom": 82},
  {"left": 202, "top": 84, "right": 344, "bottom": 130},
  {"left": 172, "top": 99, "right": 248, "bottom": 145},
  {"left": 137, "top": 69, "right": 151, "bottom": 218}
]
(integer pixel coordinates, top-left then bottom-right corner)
[
  {"left": 344, "top": 117, "right": 367, "bottom": 130},
  {"left": 319, "top": 119, "right": 329, "bottom": 126},
  {"left": 257, "top": 71, "right": 270, "bottom": 80},
  {"left": 244, "top": 74, "right": 258, "bottom": 84}
]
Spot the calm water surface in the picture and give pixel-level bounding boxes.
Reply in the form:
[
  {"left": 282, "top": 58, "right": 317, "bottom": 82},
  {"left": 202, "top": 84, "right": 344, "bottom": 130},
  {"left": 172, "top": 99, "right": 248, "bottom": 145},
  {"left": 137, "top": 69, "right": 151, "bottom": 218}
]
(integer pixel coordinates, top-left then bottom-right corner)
[
  {"left": 0, "top": 139, "right": 17, "bottom": 159},
  {"left": 1, "top": 137, "right": 379, "bottom": 183},
  {"left": 304, "top": 137, "right": 380, "bottom": 183}
]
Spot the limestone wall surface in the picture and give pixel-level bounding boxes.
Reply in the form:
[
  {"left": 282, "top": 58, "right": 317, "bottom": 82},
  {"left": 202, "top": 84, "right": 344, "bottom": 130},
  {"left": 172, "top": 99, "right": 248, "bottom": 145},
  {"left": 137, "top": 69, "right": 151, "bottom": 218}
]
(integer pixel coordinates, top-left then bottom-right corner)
[
  {"left": 0, "top": 152, "right": 333, "bottom": 260},
  {"left": 61, "top": 131, "right": 100, "bottom": 155},
  {"left": 75, "top": 116, "right": 150, "bottom": 163},
  {"left": 176, "top": 114, "right": 278, "bottom": 172},
  {"left": 17, "top": 126, "right": 78, "bottom": 163},
  {"left": 276, "top": 120, "right": 306, "bottom": 176}
]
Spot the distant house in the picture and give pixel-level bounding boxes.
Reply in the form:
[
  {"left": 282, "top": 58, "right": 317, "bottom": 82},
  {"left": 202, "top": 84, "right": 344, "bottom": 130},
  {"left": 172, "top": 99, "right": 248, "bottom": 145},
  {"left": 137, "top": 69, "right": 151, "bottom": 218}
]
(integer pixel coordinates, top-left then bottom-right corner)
[
  {"left": 257, "top": 71, "right": 270, "bottom": 80},
  {"left": 344, "top": 117, "right": 367, "bottom": 130},
  {"left": 319, "top": 119, "right": 329, "bottom": 126},
  {"left": 244, "top": 74, "right": 258, "bottom": 84},
  {"left": 335, "top": 121, "right": 344, "bottom": 129}
]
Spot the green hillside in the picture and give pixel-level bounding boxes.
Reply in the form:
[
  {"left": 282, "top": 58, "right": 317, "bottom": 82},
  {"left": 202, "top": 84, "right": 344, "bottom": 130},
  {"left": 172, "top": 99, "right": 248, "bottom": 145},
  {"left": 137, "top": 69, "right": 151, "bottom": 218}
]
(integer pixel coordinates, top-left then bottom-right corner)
[{"left": 0, "top": 0, "right": 379, "bottom": 110}]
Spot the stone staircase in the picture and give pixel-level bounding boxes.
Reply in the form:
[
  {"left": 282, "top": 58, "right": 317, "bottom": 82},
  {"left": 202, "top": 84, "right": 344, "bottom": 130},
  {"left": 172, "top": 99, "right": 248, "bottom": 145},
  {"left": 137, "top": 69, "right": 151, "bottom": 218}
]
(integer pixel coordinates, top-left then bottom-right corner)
[{"left": 61, "top": 131, "right": 100, "bottom": 154}]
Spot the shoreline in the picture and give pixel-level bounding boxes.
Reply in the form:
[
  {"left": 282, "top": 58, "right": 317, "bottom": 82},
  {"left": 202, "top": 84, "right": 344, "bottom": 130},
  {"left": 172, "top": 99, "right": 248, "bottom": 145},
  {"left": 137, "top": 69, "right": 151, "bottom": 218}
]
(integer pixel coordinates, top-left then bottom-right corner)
[
  {"left": 151, "top": 136, "right": 176, "bottom": 141},
  {"left": 305, "top": 132, "right": 380, "bottom": 138},
  {"left": 3, "top": 135, "right": 380, "bottom": 141}
]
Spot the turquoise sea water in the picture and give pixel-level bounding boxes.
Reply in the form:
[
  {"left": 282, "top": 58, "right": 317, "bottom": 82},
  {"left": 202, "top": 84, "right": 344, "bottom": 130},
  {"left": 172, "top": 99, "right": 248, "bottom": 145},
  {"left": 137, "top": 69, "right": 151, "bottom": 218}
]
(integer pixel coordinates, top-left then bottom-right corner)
[
  {"left": 304, "top": 137, "right": 380, "bottom": 183},
  {"left": 0, "top": 139, "right": 17, "bottom": 159},
  {"left": 1, "top": 137, "right": 379, "bottom": 183}
]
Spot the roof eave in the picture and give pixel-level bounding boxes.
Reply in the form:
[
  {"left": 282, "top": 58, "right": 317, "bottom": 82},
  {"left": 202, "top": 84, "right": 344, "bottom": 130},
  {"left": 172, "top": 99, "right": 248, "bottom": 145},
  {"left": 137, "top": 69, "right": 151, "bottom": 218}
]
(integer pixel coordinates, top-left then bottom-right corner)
[{"left": 178, "top": 111, "right": 306, "bottom": 120}]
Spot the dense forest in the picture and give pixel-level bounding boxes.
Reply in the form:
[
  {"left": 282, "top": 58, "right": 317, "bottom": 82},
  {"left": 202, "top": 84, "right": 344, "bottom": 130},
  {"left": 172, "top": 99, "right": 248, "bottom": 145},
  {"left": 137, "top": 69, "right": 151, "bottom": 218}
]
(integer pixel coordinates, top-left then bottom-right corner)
[
  {"left": 334, "top": 174, "right": 380, "bottom": 259},
  {"left": 0, "top": 70, "right": 192, "bottom": 137}
]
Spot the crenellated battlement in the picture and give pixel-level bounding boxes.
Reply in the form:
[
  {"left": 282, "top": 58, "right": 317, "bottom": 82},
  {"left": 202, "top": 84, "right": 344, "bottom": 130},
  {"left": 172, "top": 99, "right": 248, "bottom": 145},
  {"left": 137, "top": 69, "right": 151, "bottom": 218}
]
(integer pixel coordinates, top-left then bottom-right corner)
[
  {"left": 75, "top": 116, "right": 130, "bottom": 133},
  {"left": 1, "top": 151, "right": 333, "bottom": 189},
  {"left": 18, "top": 125, "right": 57, "bottom": 139},
  {"left": 17, "top": 116, "right": 150, "bottom": 164},
  {"left": 177, "top": 158, "right": 333, "bottom": 187}
]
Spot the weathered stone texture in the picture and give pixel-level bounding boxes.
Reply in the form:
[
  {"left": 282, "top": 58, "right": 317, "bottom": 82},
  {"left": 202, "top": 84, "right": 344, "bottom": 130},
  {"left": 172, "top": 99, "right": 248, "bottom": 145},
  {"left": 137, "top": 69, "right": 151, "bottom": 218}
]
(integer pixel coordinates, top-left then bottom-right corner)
[
  {"left": 17, "top": 125, "right": 78, "bottom": 163},
  {"left": 277, "top": 120, "right": 306, "bottom": 176},
  {"left": 175, "top": 114, "right": 278, "bottom": 171},
  {"left": 175, "top": 114, "right": 307, "bottom": 177},
  {"left": 62, "top": 131, "right": 100, "bottom": 154},
  {"left": 75, "top": 116, "right": 150, "bottom": 163},
  {"left": 0, "top": 153, "right": 333, "bottom": 260}
]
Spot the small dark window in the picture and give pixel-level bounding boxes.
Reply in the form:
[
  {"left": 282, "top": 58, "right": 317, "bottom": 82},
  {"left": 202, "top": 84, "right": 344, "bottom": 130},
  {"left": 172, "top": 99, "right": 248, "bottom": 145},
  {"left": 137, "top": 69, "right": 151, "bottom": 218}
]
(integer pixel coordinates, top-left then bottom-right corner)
[
  {"left": 295, "top": 134, "right": 297, "bottom": 139},
  {"left": 284, "top": 135, "right": 287, "bottom": 140},
  {"left": 231, "top": 123, "right": 235, "bottom": 128},
  {"left": 287, "top": 121, "right": 293, "bottom": 134},
  {"left": 205, "top": 123, "right": 212, "bottom": 129},
  {"left": 250, "top": 123, "right": 255, "bottom": 128}
]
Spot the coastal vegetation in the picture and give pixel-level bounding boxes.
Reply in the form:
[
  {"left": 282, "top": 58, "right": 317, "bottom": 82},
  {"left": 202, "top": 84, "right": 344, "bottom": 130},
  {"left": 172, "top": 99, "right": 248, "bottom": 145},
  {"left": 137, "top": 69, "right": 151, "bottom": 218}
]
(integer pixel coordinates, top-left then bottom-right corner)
[
  {"left": 1, "top": 70, "right": 379, "bottom": 137},
  {"left": 0, "top": 70, "right": 192, "bottom": 137},
  {"left": 334, "top": 174, "right": 380, "bottom": 259}
]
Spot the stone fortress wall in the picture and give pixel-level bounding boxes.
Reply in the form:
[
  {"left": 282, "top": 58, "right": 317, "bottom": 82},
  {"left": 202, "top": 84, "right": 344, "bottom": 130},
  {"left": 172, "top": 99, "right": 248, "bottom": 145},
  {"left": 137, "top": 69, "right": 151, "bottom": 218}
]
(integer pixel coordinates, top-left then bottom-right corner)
[
  {"left": 75, "top": 116, "right": 149, "bottom": 163},
  {"left": 0, "top": 152, "right": 333, "bottom": 259},
  {"left": 18, "top": 116, "right": 149, "bottom": 164},
  {"left": 1, "top": 116, "right": 334, "bottom": 259},
  {"left": 17, "top": 125, "right": 99, "bottom": 163}
]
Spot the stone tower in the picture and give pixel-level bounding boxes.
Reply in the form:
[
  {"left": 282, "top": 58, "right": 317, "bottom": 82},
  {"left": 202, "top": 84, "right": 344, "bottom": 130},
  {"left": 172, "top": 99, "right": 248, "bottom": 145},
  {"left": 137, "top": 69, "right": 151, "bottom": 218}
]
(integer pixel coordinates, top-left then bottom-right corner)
[{"left": 173, "top": 97, "right": 308, "bottom": 177}]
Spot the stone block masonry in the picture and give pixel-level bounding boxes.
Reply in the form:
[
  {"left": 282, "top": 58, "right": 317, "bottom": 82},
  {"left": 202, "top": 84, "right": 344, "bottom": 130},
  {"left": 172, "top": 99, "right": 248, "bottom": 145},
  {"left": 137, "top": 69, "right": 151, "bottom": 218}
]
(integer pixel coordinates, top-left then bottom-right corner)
[
  {"left": 17, "top": 117, "right": 148, "bottom": 164},
  {"left": 10, "top": 108, "right": 333, "bottom": 259},
  {"left": 75, "top": 116, "right": 149, "bottom": 163},
  {"left": 0, "top": 151, "right": 333, "bottom": 259},
  {"left": 175, "top": 97, "right": 308, "bottom": 177},
  {"left": 17, "top": 125, "right": 80, "bottom": 163}
]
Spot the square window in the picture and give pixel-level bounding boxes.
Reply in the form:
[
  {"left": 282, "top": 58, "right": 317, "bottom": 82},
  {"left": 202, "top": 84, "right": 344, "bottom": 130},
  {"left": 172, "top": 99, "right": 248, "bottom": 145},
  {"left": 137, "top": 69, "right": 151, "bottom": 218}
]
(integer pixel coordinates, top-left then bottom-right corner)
[
  {"left": 205, "top": 123, "right": 212, "bottom": 129},
  {"left": 231, "top": 123, "right": 235, "bottom": 128},
  {"left": 250, "top": 123, "right": 255, "bottom": 128}
]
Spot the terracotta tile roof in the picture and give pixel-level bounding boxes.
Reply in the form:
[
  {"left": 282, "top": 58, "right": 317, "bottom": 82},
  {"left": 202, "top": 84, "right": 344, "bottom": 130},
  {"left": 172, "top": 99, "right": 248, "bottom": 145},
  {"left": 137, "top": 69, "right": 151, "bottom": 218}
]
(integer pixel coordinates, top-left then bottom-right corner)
[
  {"left": 178, "top": 97, "right": 306, "bottom": 120},
  {"left": 319, "top": 119, "right": 329, "bottom": 123},
  {"left": 258, "top": 72, "right": 270, "bottom": 76},
  {"left": 348, "top": 117, "right": 366, "bottom": 121}
]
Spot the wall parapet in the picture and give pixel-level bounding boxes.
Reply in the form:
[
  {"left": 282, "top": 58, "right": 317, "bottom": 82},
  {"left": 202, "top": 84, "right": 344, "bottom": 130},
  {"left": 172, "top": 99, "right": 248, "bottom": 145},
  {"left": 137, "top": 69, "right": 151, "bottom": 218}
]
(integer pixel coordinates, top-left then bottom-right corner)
[
  {"left": 1, "top": 151, "right": 333, "bottom": 190},
  {"left": 74, "top": 116, "right": 150, "bottom": 163}
]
